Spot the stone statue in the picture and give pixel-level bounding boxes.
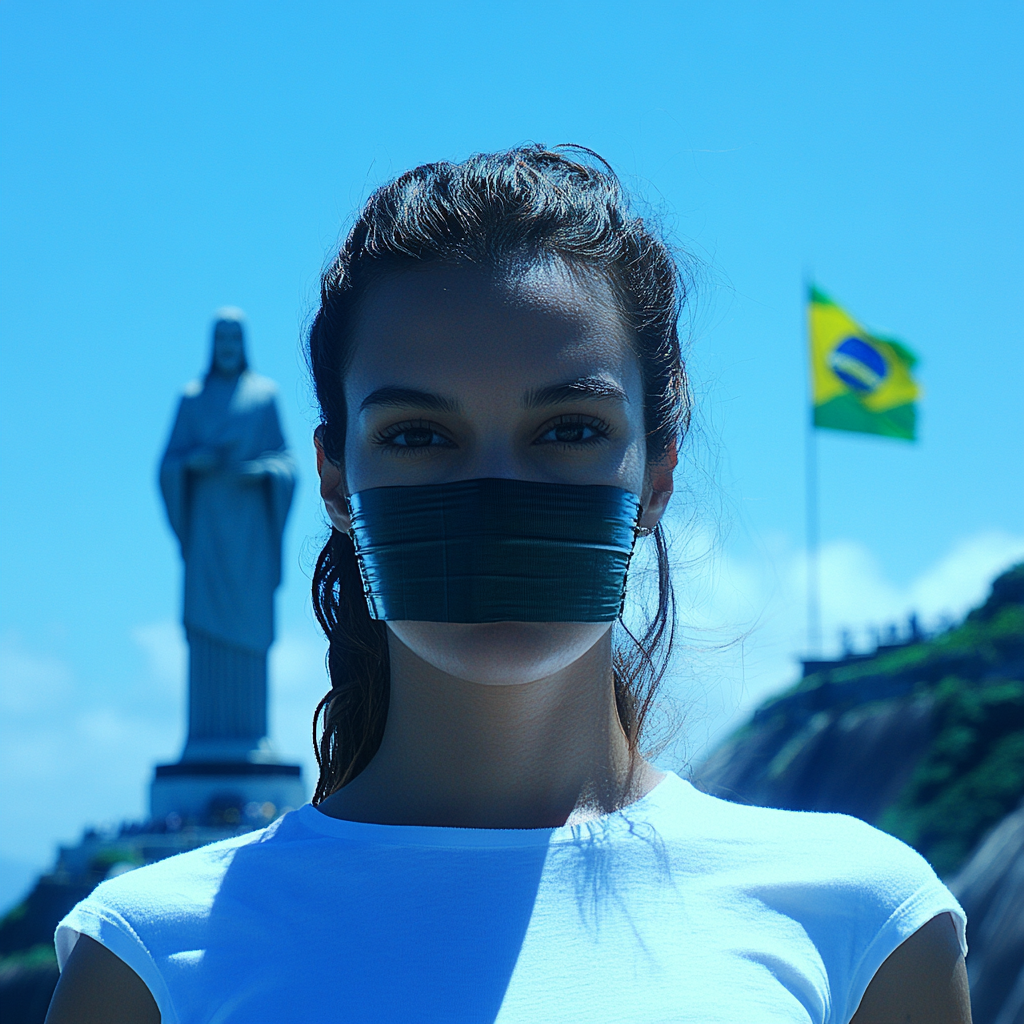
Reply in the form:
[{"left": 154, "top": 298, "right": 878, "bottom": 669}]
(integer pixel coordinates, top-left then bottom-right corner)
[{"left": 158, "top": 309, "right": 297, "bottom": 764}]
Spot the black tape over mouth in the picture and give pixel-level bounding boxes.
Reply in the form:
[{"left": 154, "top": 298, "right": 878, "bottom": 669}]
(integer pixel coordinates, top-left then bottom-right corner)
[{"left": 348, "top": 478, "right": 642, "bottom": 623}]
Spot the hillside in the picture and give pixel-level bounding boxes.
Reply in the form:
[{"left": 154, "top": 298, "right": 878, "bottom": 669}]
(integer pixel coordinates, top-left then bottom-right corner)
[{"left": 698, "top": 562, "right": 1024, "bottom": 1023}]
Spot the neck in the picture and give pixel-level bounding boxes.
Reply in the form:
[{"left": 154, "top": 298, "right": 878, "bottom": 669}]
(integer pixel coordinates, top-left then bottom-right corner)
[{"left": 318, "top": 629, "right": 661, "bottom": 829}]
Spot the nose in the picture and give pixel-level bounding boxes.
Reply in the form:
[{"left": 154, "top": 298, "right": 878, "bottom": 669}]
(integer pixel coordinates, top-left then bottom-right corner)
[{"left": 455, "top": 427, "right": 543, "bottom": 484}]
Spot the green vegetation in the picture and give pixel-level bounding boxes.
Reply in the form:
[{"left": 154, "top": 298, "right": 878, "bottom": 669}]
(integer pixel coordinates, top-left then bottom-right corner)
[
  {"left": 0, "top": 943, "right": 57, "bottom": 970},
  {"left": 879, "top": 674, "right": 1024, "bottom": 875},
  {"left": 0, "top": 901, "right": 27, "bottom": 930},
  {"left": 87, "top": 847, "right": 144, "bottom": 873},
  {"left": 734, "top": 563, "right": 1024, "bottom": 877},
  {"left": 840, "top": 565, "right": 1024, "bottom": 875}
]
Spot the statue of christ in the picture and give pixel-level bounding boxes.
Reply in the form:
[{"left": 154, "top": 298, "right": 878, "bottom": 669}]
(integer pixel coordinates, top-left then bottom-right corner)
[{"left": 159, "top": 309, "right": 296, "bottom": 762}]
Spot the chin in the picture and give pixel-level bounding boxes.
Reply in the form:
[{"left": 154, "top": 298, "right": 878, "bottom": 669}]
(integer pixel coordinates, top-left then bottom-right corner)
[{"left": 387, "top": 620, "right": 611, "bottom": 686}]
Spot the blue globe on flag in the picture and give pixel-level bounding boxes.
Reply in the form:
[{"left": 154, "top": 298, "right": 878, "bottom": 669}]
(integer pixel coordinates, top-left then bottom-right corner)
[{"left": 828, "top": 336, "right": 888, "bottom": 394}]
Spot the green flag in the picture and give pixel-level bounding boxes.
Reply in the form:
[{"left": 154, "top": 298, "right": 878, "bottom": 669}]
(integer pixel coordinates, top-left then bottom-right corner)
[{"left": 809, "top": 286, "right": 921, "bottom": 441}]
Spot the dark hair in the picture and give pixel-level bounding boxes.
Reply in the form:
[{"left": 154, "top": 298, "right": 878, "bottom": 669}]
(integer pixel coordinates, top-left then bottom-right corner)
[{"left": 307, "top": 144, "right": 693, "bottom": 803}]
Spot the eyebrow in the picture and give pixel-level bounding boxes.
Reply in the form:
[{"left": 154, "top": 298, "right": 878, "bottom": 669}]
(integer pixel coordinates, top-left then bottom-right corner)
[
  {"left": 358, "top": 386, "right": 462, "bottom": 414},
  {"left": 522, "top": 376, "right": 629, "bottom": 409},
  {"left": 358, "top": 376, "right": 629, "bottom": 415}
]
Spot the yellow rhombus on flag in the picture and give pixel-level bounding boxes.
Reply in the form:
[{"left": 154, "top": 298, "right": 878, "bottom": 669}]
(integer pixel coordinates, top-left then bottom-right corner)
[{"left": 809, "top": 285, "right": 921, "bottom": 441}]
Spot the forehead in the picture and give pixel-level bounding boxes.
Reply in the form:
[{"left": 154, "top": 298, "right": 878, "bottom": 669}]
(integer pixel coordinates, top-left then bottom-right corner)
[{"left": 345, "top": 263, "right": 639, "bottom": 401}]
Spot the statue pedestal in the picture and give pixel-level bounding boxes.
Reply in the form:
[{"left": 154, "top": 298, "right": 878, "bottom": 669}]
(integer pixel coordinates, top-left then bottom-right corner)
[
  {"left": 151, "top": 633, "right": 308, "bottom": 827},
  {"left": 150, "top": 761, "right": 305, "bottom": 826}
]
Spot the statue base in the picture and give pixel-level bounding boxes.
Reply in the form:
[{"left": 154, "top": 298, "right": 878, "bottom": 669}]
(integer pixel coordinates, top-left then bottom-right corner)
[{"left": 150, "top": 761, "right": 306, "bottom": 827}]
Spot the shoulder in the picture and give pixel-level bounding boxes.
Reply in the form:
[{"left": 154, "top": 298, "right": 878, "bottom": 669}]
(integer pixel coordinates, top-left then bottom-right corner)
[
  {"left": 53, "top": 815, "right": 312, "bottom": 1021},
  {"left": 680, "top": 777, "right": 930, "bottom": 871},
  {"left": 657, "top": 778, "right": 967, "bottom": 1021},
  {"left": 58, "top": 810, "right": 317, "bottom": 940},
  {"left": 665, "top": 776, "right": 962, "bottom": 925},
  {"left": 59, "top": 828, "right": 267, "bottom": 942},
  {"left": 238, "top": 371, "right": 279, "bottom": 402}
]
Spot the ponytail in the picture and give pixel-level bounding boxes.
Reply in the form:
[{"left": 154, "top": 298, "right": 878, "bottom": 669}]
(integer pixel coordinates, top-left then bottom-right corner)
[
  {"left": 311, "top": 527, "right": 390, "bottom": 802},
  {"left": 612, "top": 527, "right": 676, "bottom": 751}
]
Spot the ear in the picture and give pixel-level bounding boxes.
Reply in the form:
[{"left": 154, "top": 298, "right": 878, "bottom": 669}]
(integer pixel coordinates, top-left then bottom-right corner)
[
  {"left": 314, "top": 430, "right": 351, "bottom": 534},
  {"left": 639, "top": 438, "right": 677, "bottom": 532}
]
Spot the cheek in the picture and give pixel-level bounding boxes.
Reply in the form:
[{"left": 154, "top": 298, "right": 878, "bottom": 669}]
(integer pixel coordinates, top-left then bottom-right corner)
[
  {"left": 387, "top": 621, "right": 611, "bottom": 686},
  {"left": 342, "top": 414, "right": 375, "bottom": 493},
  {"left": 617, "top": 438, "right": 648, "bottom": 496}
]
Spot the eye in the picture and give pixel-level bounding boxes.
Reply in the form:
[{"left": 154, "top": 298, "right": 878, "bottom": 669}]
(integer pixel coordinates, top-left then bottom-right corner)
[
  {"left": 375, "top": 421, "right": 455, "bottom": 452},
  {"left": 534, "top": 416, "right": 610, "bottom": 446}
]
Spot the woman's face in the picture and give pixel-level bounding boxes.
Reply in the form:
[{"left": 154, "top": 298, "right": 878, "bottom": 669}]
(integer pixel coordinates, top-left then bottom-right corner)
[{"left": 321, "top": 261, "right": 673, "bottom": 685}]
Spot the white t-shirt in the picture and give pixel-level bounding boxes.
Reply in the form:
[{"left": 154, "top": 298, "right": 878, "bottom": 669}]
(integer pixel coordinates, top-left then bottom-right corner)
[{"left": 55, "top": 773, "right": 966, "bottom": 1024}]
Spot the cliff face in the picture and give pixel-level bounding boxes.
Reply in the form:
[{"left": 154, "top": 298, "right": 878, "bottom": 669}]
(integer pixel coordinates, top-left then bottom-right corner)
[
  {"left": 700, "top": 690, "right": 935, "bottom": 827},
  {"left": 700, "top": 563, "right": 1024, "bottom": 875},
  {"left": 951, "top": 799, "right": 1024, "bottom": 1024},
  {"left": 698, "top": 562, "right": 1024, "bottom": 1023}
]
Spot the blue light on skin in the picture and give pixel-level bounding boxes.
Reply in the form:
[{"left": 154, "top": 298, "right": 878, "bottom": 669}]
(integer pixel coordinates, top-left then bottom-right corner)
[{"left": 316, "top": 261, "right": 674, "bottom": 830}]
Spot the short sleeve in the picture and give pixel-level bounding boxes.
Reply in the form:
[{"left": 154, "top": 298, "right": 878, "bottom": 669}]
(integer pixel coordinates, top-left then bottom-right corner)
[
  {"left": 818, "top": 817, "right": 967, "bottom": 1024},
  {"left": 56, "top": 899, "right": 180, "bottom": 1024},
  {"left": 838, "top": 878, "right": 965, "bottom": 1023}
]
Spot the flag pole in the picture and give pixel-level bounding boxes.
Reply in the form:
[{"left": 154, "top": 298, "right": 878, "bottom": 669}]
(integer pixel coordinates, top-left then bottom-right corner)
[
  {"left": 806, "top": 404, "right": 821, "bottom": 657},
  {"left": 804, "top": 275, "right": 821, "bottom": 658}
]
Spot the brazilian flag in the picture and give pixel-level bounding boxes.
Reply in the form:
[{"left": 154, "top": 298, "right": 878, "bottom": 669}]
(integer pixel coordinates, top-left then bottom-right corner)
[{"left": 809, "top": 285, "right": 920, "bottom": 441}]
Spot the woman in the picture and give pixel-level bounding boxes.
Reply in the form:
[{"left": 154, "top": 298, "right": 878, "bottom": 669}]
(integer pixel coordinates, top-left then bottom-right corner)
[{"left": 48, "top": 146, "right": 970, "bottom": 1023}]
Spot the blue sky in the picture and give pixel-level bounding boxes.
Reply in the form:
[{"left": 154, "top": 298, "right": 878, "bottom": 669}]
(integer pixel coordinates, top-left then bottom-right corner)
[{"left": 1, "top": 0, "right": 1022, "bottom": 905}]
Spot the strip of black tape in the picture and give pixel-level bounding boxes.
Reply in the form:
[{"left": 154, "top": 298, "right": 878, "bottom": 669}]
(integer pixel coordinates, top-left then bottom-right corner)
[{"left": 349, "top": 478, "right": 640, "bottom": 622}]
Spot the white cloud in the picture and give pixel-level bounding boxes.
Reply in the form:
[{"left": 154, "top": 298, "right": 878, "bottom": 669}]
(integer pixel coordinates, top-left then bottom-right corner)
[
  {"left": 908, "top": 532, "right": 1024, "bottom": 621},
  {"left": 131, "top": 621, "right": 186, "bottom": 696},
  {"left": 0, "top": 631, "right": 74, "bottom": 714},
  {"left": 0, "top": 625, "right": 188, "bottom": 868}
]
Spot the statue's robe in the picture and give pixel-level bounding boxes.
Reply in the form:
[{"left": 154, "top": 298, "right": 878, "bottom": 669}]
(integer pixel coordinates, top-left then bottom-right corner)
[{"left": 159, "top": 371, "right": 296, "bottom": 755}]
